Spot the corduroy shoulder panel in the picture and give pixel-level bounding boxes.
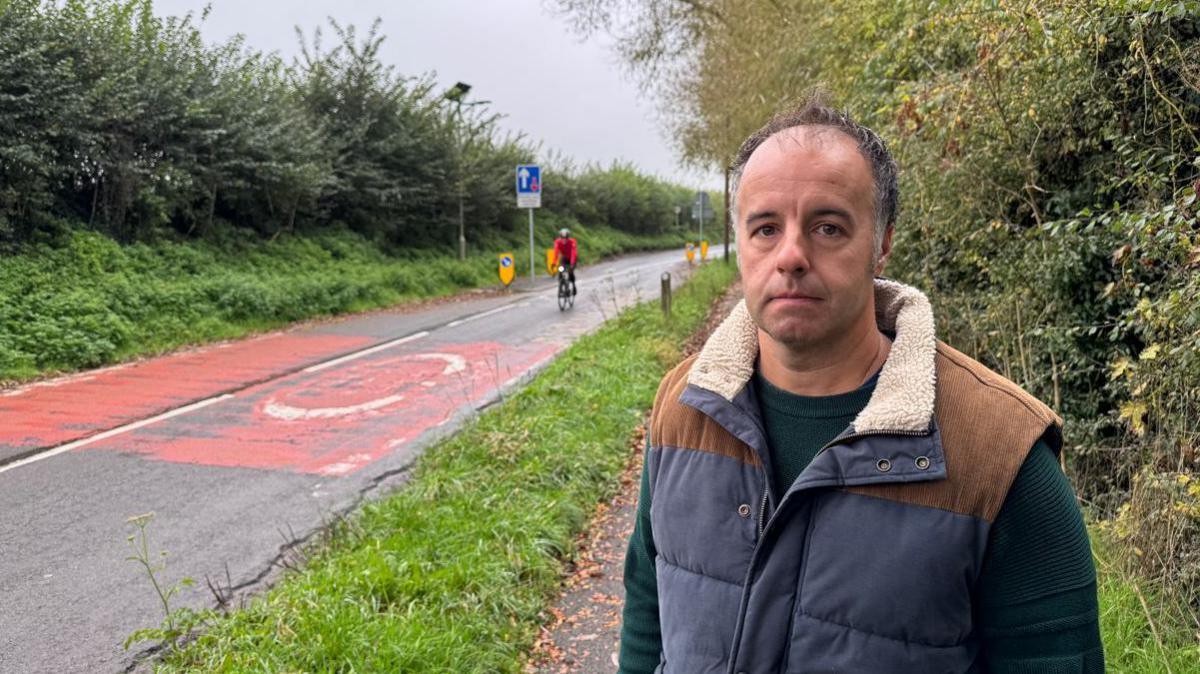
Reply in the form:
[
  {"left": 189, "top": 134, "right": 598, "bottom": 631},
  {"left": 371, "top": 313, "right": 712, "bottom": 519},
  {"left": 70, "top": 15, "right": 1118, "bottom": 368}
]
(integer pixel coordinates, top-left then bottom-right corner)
[
  {"left": 651, "top": 354, "right": 761, "bottom": 467},
  {"left": 846, "top": 341, "right": 1061, "bottom": 522}
]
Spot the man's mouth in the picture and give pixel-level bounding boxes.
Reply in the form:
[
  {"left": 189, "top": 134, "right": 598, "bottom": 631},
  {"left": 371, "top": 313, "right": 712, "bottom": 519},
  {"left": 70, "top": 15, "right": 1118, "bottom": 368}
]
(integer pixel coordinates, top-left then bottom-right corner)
[{"left": 770, "top": 292, "right": 822, "bottom": 302}]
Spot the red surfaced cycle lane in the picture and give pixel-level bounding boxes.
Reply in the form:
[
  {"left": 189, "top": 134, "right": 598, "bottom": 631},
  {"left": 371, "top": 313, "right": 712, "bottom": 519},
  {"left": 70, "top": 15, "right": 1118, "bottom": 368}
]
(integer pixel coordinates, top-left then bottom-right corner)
[
  {"left": 0, "top": 331, "right": 382, "bottom": 465},
  {"left": 78, "top": 337, "right": 557, "bottom": 475}
]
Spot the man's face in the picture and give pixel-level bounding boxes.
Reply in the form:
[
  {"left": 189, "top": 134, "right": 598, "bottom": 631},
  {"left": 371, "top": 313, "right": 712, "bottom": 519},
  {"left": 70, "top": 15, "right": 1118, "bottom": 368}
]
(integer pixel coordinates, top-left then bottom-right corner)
[{"left": 737, "top": 126, "right": 892, "bottom": 352}]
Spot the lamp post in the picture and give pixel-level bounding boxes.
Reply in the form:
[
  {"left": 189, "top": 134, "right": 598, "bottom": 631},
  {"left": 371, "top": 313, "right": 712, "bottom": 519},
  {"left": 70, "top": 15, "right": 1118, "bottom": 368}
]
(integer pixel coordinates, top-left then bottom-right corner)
[{"left": 443, "top": 82, "right": 489, "bottom": 260}]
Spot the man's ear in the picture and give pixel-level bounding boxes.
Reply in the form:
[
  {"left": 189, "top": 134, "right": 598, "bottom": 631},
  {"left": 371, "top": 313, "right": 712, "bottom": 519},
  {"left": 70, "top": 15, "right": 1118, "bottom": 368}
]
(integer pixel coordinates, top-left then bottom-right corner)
[{"left": 874, "top": 224, "right": 895, "bottom": 276}]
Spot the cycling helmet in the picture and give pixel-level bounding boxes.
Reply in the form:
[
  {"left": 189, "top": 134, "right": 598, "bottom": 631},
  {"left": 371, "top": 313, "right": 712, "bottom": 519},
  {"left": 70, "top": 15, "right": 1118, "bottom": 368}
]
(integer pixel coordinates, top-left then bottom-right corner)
[{"left": 559, "top": 228, "right": 570, "bottom": 238}]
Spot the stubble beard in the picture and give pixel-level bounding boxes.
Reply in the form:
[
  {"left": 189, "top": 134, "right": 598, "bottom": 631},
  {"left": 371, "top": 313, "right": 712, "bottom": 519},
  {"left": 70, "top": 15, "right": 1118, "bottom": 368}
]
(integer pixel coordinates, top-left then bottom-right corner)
[
  {"left": 756, "top": 300, "right": 849, "bottom": 355},
  {"left": 752, "top": 261, "right": 878, "bottom": 357}
]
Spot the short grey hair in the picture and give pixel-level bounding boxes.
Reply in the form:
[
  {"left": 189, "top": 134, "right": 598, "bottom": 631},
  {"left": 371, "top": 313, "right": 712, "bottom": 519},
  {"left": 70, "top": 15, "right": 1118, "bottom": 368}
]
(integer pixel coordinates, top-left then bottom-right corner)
[{"left": 728, "top": 94, "right": 899, "bottom": 254}]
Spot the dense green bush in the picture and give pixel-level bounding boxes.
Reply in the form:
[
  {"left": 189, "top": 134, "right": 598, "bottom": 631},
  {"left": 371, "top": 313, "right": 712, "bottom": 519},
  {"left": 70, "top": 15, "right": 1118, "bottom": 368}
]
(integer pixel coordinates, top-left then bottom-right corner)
[
  {"left": 0, "top": 0, "right": 712, "bottom": 250},
  {"left": 547, "top": 161, "right": 696, "bottom": 235}
]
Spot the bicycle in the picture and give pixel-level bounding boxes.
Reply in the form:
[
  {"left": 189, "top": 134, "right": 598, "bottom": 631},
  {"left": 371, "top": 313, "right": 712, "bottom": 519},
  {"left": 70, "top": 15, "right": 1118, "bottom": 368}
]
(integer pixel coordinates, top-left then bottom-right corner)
[{"left": 557, "top": 265, "right": 575, "bottom": 311}]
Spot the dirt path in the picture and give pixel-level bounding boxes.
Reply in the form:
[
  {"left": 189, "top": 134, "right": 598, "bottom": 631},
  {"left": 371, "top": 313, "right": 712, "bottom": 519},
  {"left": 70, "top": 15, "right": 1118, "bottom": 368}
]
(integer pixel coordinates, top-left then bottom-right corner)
[{"left": 527, "top": 276, "right": 743, "bottom": 673}]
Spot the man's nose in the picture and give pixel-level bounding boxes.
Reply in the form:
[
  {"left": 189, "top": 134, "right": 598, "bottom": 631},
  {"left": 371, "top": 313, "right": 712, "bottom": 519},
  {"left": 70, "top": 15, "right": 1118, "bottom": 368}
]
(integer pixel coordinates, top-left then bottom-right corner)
[{"left": 774, "top": 230, "right": 810, "bottom": 274}]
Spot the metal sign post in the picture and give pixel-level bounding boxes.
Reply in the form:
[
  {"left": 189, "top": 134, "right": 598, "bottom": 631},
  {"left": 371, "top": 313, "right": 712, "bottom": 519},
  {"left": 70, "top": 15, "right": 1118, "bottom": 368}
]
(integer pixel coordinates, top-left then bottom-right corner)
[
  {"left": 724, "top": 166, "right": 731, "bottom": 262},
  {"left": 692, "top": 191, "right": 712, "bottom": 244},
  {"left": 516, "top": 164, "right": 542, "bottom": 280}
]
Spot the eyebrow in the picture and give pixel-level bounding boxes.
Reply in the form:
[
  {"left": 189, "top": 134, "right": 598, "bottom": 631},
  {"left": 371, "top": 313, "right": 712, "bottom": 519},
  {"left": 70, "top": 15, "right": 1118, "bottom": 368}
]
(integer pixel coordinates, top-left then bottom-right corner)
[
  {"left": 746, "top": 207, "right": 854, "bottom": 222},
  {"left": 746, "top": 210, "right": 780, "bottom": 223},
  {"left": 812, "top": 207, "right": 853, "bottom": 221}
]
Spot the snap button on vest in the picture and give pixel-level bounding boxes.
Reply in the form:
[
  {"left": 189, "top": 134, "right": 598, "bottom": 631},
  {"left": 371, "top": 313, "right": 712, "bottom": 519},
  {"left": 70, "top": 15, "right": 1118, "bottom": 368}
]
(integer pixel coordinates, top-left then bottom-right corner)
[
  {"left": 915, "top": 455, "right": 931, "bottom": 469},
  {"left": 737, "top": 504, "right": 752, "bottom": 518},
  {"left": 876, "top": 458, "right": 892, "bottom": 472}
]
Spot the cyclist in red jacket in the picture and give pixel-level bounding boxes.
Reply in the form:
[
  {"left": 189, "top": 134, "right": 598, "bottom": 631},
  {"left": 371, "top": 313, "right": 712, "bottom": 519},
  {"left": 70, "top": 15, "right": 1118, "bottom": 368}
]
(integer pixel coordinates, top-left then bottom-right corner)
[{"left": 554, "top": 228, "right": 578, "bottom": 296}]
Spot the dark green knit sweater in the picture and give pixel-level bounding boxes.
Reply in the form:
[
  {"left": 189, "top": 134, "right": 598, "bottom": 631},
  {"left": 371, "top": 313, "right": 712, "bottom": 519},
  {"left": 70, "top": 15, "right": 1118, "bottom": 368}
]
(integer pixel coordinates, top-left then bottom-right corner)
[{"left": 617, "top": 370, "right": 1104, "bottom": 673}]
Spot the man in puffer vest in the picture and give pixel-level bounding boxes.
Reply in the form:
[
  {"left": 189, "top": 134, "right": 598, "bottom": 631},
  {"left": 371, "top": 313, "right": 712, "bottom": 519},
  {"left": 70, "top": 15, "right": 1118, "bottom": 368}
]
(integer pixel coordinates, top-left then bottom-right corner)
[{"left": 617, "top": 97, "right": 1104, "bottom": 673}]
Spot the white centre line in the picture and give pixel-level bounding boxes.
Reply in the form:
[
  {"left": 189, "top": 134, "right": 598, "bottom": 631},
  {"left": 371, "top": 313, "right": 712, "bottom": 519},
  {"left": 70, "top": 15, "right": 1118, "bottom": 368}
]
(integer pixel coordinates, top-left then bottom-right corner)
[
  {"left": 0, "top": 394, "right": 235, "bottom": 475},
  {"left": 444, "top": 302, "right": 519, "bottom": 329},
  {"left": 303, "top": 331, "right": 429, "bottom": 373}
]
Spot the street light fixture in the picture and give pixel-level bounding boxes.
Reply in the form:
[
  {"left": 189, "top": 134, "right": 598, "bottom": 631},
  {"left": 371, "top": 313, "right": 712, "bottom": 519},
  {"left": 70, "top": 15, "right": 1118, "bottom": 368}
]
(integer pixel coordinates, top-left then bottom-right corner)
[{"left": 445, "top": 81, "right": 471, "bottom": 103}]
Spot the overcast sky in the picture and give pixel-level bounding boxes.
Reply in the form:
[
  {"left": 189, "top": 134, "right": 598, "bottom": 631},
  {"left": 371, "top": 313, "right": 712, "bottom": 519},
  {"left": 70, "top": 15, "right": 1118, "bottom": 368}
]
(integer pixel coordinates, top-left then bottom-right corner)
[{"left": 151, "top": 0, "right": 719, "bottom": 190}]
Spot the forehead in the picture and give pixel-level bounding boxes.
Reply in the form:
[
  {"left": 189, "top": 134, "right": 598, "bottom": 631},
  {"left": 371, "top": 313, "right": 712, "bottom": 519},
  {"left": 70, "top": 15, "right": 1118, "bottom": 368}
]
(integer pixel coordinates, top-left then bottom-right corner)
[{"left": 738, "top": 126, "right": 873, "bottom": 205}]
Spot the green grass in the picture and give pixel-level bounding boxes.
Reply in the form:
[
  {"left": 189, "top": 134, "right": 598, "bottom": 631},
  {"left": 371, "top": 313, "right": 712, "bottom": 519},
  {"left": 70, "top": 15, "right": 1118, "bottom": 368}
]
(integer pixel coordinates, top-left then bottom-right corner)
[
  {"left": 151, "top": 258, "right": 738, "bottom": 673},
  {"left": 0, "top": 224, "right": 689, "bottom": 384},
  {"left": 1094, "top": 530, "right": 1200, "bottom": 672}
]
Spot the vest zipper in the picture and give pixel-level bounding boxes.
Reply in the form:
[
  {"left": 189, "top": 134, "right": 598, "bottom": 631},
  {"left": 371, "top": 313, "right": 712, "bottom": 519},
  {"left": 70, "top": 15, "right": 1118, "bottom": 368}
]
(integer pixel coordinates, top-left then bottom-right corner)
[
  {"left": 728, "top": 506, "right": 766, "bottom": 674},
  {"left": 728, "top": 426, "right": 931, "bottom": 673},
  {"left": 757, "top": 476, "right": 770, "bottom": 538},
  {"left": 728, "top": 466, "right": 772, "bottom": 673}
]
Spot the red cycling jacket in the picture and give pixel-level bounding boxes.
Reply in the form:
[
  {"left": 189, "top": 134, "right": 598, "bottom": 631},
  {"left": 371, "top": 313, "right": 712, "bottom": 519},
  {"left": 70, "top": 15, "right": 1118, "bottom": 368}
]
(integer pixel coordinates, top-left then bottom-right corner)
[{"left": 554, "top": 237, "right": 578, "bottom": 266}]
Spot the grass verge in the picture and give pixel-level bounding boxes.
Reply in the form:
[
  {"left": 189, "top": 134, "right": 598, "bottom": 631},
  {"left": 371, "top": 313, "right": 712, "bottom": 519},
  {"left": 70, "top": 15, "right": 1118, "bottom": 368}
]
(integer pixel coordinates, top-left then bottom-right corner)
[
  {"left": 0, "top": 224, "right": 688, "bottom": 384},
  {"left": 151, "top": 259, "right": 738, "bottom": 673},
  {"left": 1094, "top": 529, "right": 1200, "bottom": 672}
]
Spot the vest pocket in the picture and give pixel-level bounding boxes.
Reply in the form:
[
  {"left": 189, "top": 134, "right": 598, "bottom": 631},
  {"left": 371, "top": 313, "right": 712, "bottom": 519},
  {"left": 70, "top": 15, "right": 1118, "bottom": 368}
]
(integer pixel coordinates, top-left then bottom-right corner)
[
  {"left": 650, "top": 447, "right": 760, "bottom": 580},
  {"left": 794, "top": 491, "right": 986, "bottom": 647}
]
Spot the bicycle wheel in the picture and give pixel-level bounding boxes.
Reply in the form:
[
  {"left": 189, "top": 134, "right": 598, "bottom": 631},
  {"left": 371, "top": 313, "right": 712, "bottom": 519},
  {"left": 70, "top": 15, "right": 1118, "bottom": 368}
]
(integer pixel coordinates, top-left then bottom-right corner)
[{"left": 558, "top": 276, "right": 569, "bottom": 311}]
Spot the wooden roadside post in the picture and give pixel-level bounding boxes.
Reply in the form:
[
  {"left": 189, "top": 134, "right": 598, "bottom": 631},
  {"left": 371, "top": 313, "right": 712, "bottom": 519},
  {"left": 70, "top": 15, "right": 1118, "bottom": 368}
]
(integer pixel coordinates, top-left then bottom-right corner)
[{"left": 661, "top": 272, "right": 672, "bottom": 317}]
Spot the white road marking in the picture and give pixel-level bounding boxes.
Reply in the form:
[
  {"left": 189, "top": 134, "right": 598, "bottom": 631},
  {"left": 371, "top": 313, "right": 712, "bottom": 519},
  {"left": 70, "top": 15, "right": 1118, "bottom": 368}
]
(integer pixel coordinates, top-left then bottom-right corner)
[
  {"left": 262, "top": 394, "right": 406, "bottom": 421},
  {"left": 261, "top": 352, "right": 465, "bottom": 421},
  {"left": 302, "top": 331, "right": 428, "bottom": 373},
  {"left": 444, "top": 303, "right": 514, "bottom": 329},
  {"left": 407, "top": 352, "right": 467, "bottom": 375},
  {"left": 0, "top": 394, "right": 235, "bottom": 475}
]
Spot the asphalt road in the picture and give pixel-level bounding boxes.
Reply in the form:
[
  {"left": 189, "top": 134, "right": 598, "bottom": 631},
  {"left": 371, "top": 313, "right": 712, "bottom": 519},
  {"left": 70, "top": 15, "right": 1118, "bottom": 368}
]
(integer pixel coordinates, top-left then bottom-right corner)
[{"left": 0, "top": 248, "right": 708, "bottom": 674}]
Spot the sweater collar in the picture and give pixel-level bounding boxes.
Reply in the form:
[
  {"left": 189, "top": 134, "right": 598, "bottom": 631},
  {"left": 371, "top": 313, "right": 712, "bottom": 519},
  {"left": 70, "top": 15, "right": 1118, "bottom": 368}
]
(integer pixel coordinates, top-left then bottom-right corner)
[{"left": 687, "top": 278, "right": 937, "bottom": 435}]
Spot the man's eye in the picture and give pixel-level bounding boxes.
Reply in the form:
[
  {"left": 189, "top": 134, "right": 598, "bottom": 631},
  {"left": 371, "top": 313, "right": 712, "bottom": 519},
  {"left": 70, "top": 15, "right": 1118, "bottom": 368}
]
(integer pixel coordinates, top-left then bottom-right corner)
[
  {"left": 816, "top": 223, "right": 842, "bottom": 236},
  {"left": 755, "top": 225, "right": 778, "bottom": 237}
]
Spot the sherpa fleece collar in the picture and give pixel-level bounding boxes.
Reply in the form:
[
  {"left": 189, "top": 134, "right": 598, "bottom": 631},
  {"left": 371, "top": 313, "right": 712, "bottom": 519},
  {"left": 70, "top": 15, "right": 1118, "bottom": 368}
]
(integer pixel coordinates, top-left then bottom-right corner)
[{"left": 687, "top": 278, "right": 937, "bottom": 435}]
